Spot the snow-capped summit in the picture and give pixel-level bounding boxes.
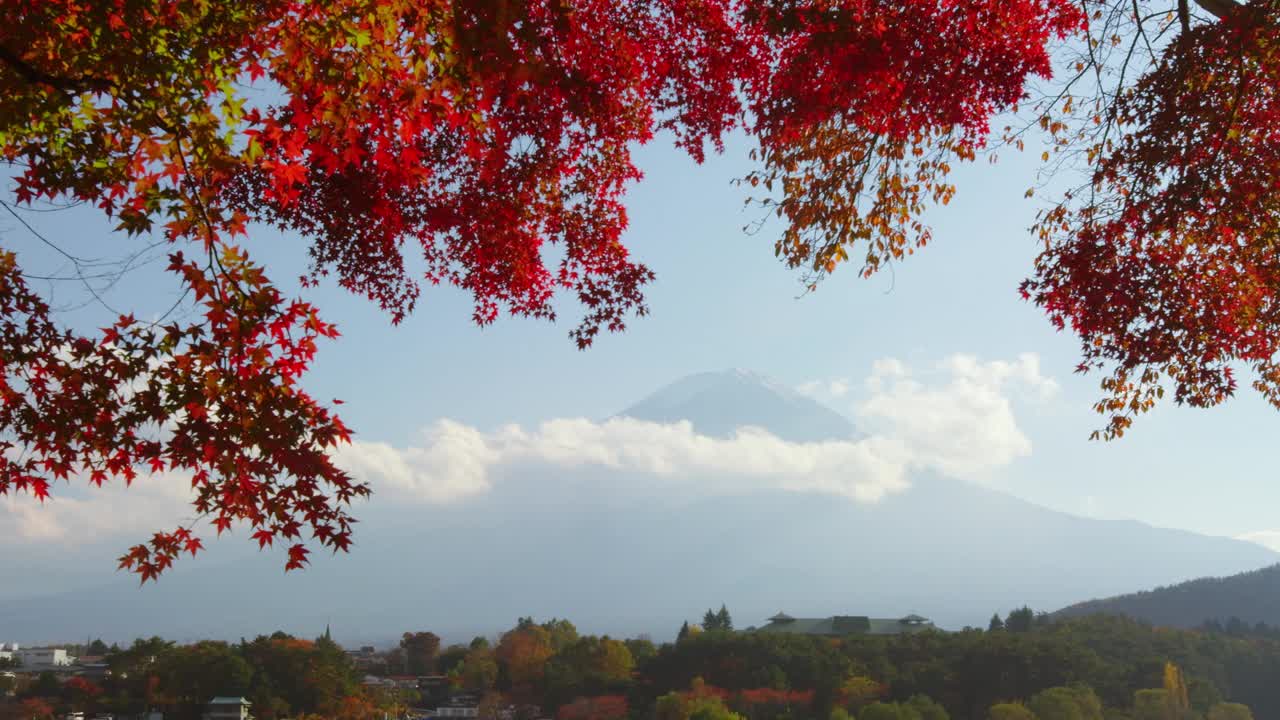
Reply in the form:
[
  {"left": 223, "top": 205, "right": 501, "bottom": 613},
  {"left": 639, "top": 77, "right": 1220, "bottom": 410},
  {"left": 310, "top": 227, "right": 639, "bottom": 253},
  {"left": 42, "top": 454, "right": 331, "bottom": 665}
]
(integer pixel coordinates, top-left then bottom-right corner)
[{"left": 617, "top": 369, "right": 855, "bottom": 442}]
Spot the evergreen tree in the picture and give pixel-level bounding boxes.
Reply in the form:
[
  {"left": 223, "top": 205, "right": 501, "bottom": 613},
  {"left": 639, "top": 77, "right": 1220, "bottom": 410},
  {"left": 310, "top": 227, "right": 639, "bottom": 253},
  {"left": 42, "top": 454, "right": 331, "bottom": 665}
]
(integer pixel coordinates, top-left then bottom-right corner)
[
  {"left": 716, "top": 605, "right": 733, "bottom": 632},
  {"left": 678, "top": 621, "right": 691, "bottom": 641},
  {"left": 1006, "top": 607, "right": 1035, "bottom": 633},
  {"left": 704, "top": 609, "right": 720, "bottom": 631},
  {"left": 988, "top": 614, "right": 1005, "bottom": 632}
]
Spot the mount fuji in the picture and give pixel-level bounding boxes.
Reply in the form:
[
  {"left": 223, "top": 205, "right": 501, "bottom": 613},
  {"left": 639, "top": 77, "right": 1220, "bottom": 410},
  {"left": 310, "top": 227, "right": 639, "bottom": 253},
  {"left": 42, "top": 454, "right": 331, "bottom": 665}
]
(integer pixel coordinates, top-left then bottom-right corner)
[{"left": 1, "top": 370, "right": 1273, "bottom": 646}]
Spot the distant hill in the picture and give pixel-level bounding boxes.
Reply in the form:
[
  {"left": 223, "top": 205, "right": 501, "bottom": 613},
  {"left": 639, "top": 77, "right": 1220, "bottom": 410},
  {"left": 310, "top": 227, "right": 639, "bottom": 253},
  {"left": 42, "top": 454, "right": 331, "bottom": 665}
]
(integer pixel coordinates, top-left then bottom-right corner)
[
  {"left": 1, "top": 370, "right": 1276, "bottom": 645},
  {"left": 1056, "top": 563, "right": 1280, "bottom": 628}
]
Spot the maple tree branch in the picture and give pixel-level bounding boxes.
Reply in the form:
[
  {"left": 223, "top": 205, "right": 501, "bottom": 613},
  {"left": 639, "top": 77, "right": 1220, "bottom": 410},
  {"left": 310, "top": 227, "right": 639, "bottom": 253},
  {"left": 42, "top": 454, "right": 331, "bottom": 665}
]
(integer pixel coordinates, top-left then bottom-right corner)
[
  {"left": 0, "top": 199, "right": 129, "bottom": 315},
  {"left": 1193, "top": 0, "right": 1241, "bottom": 20},
  {"left": 0, "top": 45, "right": 112, "bottom": 94}
]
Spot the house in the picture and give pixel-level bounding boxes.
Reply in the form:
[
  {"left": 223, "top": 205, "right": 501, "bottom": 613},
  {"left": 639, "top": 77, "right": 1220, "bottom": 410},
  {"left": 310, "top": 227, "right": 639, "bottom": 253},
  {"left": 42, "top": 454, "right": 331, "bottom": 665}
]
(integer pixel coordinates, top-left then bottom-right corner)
[
  {"left": 345, "top": 645, "right": 379, "bottom": 670},
  {"left": 76, "top": 662, "right": 112, "bottom": 681},
  {"left": 16, "top": 647, "right": 75, "bottom": 668},
  {"left": 203, "top": 697, "right": 252, "bottom": 720},
  {"left": 0, "top": 643, "right": 15, "bottom": 661},
  {"left": 753, "top": 612, "right": 937, "bottom": 637},
  {"left": 432, "top": 705, "right": 479, "bottom": 719},
  {"left": 362, "top": 675, "right": 396, "bottom": 689},
  {"left": 386, "top": 675, "right": 421, "bottom": 690},
  {"left": 418, "top": 675, "right": 452, "bottom": 707},
  {"left": 428, "top": 693, "right": 483, "bottom": 720}
]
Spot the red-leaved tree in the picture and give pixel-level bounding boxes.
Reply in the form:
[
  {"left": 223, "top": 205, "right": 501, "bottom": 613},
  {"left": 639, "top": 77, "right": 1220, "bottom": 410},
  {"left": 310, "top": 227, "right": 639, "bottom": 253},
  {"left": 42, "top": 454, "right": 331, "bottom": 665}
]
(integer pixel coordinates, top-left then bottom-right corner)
[
  {"left": 18, "top": 698, "right": 54, "bottom": 720},
  {"left": 0, "top": 0, "right": 1271, "bottom": 577}
]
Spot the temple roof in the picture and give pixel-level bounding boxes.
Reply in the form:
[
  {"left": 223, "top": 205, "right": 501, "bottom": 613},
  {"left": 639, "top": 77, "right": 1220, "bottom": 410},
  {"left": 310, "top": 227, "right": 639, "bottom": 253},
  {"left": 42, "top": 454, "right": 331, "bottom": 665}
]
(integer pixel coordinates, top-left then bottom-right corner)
[{"left": 756, "top": 614, "right": 936, "bottom": 637}]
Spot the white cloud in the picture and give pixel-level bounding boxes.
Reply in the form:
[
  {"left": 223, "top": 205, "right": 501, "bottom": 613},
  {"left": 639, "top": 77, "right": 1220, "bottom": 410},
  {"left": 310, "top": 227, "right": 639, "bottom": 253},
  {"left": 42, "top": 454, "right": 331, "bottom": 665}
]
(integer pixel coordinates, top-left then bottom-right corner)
[
  {"left": 856, "top": 352, "right": 1058, "bottom": 478},
  {"left": 336, "top": 353, "right": 1057, "bottom": 507},
  {"left": 1238, "top": 530, "right": 1280, "bottom": 553},
  {"left": 0, "top": 472, "right": 192, "bottom": 545},
  {"left": 1, "top": 353, "right": 1059, "bottom": 545},
  {"left": 337, "top": 419, "right": 913, "bottom": 504},
  {"left": 334, "top": 420, "right": 500, "bottom": 503}
]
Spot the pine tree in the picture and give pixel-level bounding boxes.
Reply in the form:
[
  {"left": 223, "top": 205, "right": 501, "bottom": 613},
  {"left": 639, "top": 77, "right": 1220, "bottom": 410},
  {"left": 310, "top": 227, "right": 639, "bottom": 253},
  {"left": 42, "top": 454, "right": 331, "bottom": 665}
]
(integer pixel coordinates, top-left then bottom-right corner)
[
  {"left": 988, "top": 614, "right": 1005, "bottom": 632},
  {"left": 703, "top": 609, "right": 720, "bottom": 631},
  {"left": 1005, "top": 607, "right": 1035, "bottom": 633},
  {"left": 716, "top": 605, "right": 733, "bottom": 631},
  {"left": 678, "top": 621, "right": 691, "bottom": 641}
]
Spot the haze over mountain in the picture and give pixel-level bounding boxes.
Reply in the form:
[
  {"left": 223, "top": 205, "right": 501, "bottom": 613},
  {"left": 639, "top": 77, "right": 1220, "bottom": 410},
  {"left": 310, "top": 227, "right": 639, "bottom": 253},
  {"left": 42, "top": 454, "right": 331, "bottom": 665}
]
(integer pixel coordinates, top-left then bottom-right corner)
[
  {"left": 1055, "top": 563, "right": 1280, "bottom": 629},
  {"left": 2, "top": 369, "right": 1275, "bottom": 646}
]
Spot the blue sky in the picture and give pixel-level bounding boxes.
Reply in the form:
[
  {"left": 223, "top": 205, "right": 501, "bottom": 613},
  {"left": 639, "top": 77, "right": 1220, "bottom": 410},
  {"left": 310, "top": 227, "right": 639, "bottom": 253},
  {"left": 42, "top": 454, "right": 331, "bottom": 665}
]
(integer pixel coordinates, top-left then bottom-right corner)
[{"left": 6, "top": 123, "right": 1280, "bottom": 568}]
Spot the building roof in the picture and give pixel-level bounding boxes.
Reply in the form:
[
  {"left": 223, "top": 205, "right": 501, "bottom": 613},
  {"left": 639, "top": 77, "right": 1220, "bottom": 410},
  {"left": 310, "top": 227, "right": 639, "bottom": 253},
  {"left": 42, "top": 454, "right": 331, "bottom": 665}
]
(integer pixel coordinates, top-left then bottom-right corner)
[
  {"left": 208, "top": 697, "right": 251, "bottom": 706},
  {"left": 755, "top": 614, "right": 936, "bottom": 637},
  {"left": 767, "top": 612, "right": 794, "bottom": 622}
]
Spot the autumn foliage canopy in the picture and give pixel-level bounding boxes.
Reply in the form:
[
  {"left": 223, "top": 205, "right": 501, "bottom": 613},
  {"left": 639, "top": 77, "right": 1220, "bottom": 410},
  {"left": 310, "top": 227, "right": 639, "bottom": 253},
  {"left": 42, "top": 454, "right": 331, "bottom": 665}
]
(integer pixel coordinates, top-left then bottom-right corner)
[{"left": 0, "top": 0, "right": 1275, "bottom": 576}]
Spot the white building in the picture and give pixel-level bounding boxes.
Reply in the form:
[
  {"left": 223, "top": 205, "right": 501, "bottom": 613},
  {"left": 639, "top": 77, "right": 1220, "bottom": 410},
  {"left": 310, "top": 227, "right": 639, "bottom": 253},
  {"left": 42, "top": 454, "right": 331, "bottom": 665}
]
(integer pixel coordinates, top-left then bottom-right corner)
[
  {"left": 0, "top": 643, "right": 17, "bottom": 661},
  {"left": 15, "top": 647, "right": 73, "bottom": 667},
  {"left": 204, "top": 697, "right": 252, "bottom": 720}
]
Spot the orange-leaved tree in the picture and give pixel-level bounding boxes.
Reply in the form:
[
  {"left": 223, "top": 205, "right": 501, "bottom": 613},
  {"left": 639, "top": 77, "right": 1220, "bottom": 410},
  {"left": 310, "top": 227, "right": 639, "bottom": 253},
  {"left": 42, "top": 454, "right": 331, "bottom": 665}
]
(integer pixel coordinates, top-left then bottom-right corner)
[
  {"left": 557, "top": 695, "right": 630, "bottom": 720},
  {"left": 0, "top": 0, "right": 1269, "bottom": 578}
]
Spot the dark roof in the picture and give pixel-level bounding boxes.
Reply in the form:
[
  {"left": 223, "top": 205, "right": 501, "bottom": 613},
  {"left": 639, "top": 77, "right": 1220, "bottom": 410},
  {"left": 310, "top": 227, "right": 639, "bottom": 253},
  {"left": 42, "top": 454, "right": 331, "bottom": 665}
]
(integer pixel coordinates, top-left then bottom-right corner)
[
  {"left": 768, "top": 612, "right": 795, "bottom": 622},
  {"left": 832, "top": 616, "right": 871, "bottom": 634},
  {"left": 757, "top": 614, "right": 937, "bottom": 637}
]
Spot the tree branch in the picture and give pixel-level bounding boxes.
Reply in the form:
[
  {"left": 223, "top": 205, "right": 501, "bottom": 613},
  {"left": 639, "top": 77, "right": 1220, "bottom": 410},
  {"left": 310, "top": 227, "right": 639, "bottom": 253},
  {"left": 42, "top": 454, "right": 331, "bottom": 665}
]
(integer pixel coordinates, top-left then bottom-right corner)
[
  {"left": 0, "top": 45, "right": 111, "bottom": 93},
  {"left": 1193, "top": 0, "right": 1242, "bottom": 20}
]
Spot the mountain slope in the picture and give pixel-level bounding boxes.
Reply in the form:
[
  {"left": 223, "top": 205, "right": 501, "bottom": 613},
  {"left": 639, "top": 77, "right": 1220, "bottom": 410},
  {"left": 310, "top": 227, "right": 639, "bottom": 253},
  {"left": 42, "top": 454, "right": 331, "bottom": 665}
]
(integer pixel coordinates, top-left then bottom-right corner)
[
  {"left": 4, "top": 473, "right": 1273, "bottom": 646},
  {"left": 1, "top": 370, "right": 1275, "bottom": 645},
  {"left": 1055, "top": 564, "right": 1280, "bottom": 628}
]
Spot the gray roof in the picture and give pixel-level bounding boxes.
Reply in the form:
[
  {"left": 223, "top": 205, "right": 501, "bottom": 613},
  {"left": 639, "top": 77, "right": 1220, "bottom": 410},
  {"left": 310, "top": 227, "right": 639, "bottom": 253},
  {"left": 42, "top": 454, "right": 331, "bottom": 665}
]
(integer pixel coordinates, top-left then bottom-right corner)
[
  {"left": 209, "top": 697, "right": 251, "bottom": 706},
  {"left": 755, "top": 614, "right": 936, "bottom": 637}
]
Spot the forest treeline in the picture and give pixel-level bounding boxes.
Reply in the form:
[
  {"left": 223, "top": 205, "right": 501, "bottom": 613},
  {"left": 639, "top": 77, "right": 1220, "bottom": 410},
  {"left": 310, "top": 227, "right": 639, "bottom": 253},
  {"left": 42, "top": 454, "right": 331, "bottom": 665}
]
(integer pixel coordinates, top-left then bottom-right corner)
[{"left": 8, "top": 611, "right": 1280, "bottom": 720}]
